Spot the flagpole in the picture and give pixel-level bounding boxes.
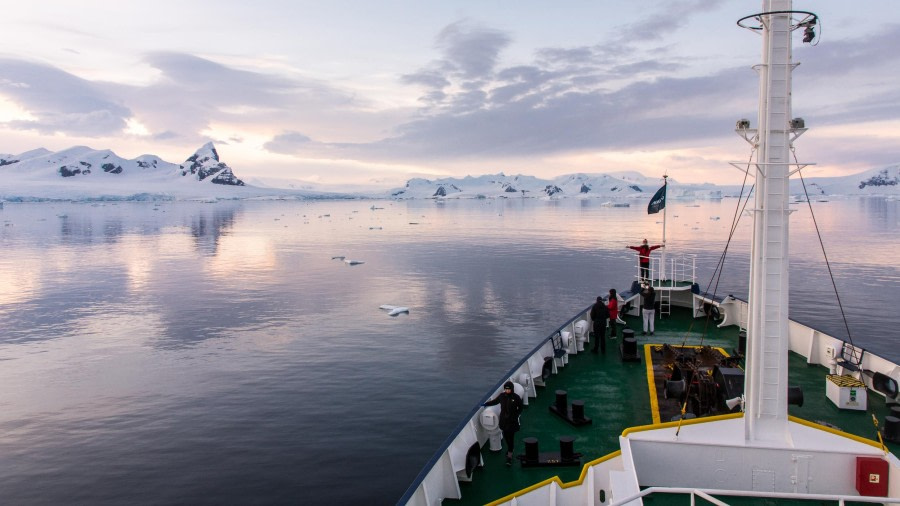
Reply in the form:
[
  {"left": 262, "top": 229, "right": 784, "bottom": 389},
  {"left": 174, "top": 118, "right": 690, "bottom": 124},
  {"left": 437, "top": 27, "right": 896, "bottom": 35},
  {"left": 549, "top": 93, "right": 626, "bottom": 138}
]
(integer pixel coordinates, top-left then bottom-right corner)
[{"left": 661, "top": 175, "right": 668, "bottom": 281}]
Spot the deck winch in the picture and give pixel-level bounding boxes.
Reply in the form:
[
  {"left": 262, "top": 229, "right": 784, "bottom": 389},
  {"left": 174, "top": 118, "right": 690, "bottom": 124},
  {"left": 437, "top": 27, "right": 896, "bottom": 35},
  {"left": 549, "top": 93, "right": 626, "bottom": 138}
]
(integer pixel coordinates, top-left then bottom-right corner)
[{"left": 661, "top": 345, "right": 745, "bottom": 418}]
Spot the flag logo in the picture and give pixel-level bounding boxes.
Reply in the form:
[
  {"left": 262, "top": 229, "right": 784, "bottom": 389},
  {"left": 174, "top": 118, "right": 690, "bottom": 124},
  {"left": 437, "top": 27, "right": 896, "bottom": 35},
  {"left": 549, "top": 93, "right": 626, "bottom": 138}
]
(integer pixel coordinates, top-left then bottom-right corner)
[{"left": 648, "top": 184, "right": 666, "bottom": 214}]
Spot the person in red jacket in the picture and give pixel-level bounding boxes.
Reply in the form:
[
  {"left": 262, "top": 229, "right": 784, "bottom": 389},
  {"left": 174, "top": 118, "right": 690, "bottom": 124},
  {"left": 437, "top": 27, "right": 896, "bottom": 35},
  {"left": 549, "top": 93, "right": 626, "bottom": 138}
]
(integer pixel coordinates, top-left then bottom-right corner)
[
  {"left": 627, "top": 239, "right": 664, "bottom": 281},
  {"left": 608, "top": 288, "right": 619, "bottom": 340}
]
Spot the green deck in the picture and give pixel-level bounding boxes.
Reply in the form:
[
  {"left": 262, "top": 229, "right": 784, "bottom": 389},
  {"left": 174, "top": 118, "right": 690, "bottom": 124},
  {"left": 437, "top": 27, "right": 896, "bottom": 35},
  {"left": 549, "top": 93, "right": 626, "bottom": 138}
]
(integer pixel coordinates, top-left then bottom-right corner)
[{"left": 448, "top": 307, "right": 899, "bottom": 505}]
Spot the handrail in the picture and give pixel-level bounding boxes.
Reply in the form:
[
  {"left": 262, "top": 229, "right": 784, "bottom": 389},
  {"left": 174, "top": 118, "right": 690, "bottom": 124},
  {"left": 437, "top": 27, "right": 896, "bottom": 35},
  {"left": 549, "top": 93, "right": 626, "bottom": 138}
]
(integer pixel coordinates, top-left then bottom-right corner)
[
  {"left": 397, "top": 304, "right": 594, "bottom": 504},
  {"left": 645, "top": 253, "right": 697, "bottom": 287},
  {"left": 609, "top": 486, "right": 900, "bottom": 506}
]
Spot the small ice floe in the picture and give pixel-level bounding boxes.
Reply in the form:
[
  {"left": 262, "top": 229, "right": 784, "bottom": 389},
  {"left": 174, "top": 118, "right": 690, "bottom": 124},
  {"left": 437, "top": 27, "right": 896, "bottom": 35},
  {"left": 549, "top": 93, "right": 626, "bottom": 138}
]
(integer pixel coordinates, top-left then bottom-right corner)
[
  {"left": 344, "top": 259, "right": 365, "bottom": 266},
  {"left": 331, "top": 256, "right": 346, "bottom": 260},
  {"left": 379, "top": 305, "right": 409, "bottom": 316}
]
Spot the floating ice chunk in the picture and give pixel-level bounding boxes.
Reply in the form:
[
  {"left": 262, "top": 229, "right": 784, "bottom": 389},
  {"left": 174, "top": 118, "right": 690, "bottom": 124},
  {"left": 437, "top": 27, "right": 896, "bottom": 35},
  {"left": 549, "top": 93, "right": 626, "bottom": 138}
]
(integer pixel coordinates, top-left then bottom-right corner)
[{"left": 380, "top": 305, "right": 409, "bottom": 316}]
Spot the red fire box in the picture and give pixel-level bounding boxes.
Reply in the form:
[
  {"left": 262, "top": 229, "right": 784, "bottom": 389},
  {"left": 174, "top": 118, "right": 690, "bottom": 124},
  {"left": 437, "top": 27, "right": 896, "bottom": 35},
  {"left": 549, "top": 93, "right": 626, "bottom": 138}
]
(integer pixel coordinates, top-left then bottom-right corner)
[{"left": 856, "top": 456, "right": 888, "bottom": 496}]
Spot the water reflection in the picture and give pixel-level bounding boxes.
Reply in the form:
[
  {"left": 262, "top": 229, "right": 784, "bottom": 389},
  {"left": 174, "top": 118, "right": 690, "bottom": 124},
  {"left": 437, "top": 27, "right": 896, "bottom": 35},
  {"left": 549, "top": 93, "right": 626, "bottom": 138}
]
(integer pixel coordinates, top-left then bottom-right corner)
[
  {"left": 0, "top": 197, "right": 896, "bottom": 504},
  {"left": 186, "top": 205, "right": 240, "bottom": 255}
]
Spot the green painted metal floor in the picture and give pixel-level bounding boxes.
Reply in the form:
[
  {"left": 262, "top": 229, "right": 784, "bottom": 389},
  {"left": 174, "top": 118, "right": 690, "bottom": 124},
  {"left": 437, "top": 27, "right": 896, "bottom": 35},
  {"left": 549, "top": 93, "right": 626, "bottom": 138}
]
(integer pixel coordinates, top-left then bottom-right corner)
[{"left": 448, "top": 308, "right": 899, "bottom": 505}]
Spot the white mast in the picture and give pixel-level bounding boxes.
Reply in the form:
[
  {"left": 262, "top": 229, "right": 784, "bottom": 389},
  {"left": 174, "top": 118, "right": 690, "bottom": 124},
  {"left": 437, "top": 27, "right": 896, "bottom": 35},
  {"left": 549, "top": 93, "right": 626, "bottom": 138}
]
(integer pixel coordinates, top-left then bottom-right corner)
[{"left": 741, "top": 0, "right": 806, "bottom": 444}]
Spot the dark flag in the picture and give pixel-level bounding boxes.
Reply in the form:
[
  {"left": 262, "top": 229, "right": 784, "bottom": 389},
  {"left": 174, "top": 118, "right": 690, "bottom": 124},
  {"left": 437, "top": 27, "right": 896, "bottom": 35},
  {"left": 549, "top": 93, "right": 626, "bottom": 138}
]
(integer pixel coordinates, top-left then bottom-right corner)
[{"left": 647, "top": 184, "right": 666, "bottom": 214}]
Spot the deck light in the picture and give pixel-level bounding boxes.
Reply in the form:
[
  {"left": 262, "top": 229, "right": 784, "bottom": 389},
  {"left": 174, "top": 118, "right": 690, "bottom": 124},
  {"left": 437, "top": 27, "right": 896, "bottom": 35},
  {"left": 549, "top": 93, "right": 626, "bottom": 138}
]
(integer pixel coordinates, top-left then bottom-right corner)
[
  {"left": 801, "top": 19, "right": 817, "bottom": 43},
  {"left": 802, "top": 26, "right": 815, "bottom": 43}
]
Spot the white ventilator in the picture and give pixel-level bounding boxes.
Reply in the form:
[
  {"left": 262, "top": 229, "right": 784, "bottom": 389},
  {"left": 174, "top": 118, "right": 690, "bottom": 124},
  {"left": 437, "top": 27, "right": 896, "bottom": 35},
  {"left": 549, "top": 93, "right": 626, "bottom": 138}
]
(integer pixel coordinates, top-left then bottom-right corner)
[{"left": 479, "top": 405, "right": 502, "bottom": 451}]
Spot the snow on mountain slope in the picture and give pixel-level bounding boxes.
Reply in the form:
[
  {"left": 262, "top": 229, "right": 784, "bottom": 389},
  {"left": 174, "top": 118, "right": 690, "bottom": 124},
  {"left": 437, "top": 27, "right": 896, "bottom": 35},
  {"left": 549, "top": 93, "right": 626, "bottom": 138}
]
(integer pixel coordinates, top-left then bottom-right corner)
[
  {"left": 786, "top": 165, "right": 900, "bottom": 196},
  {"left": 383, "top": 172, "right": 723, "bottom": 200},
  {"left": 0, "top": 143, "right": 262, "bottom": 201},
  {"left": 1, "top": 142, "right": 898, "bottom": 201}
]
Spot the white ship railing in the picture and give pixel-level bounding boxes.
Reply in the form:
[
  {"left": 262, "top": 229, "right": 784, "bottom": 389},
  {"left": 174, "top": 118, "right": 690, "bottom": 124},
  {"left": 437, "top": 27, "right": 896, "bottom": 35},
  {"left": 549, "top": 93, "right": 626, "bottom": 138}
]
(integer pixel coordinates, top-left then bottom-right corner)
[
  {"left": 610, "top": 486, "right": 900, "bottom": 505},
  {"left": 642, "top": 253, "right": 696, "bottom": 288}
]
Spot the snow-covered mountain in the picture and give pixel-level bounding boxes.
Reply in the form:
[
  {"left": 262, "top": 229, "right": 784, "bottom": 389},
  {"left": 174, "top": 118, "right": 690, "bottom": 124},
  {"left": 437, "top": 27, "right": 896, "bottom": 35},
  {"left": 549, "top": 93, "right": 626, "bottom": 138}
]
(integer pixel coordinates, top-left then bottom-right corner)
[
  {"left": 383, "top": 172, "right": 723, "bottom": 200},
  {"left": 783, "top": 164, "right": 900, "bottom": 197},
  {"left": 382, "top": 166, "right": 900, "bottom": 200},
  {"left": 1, "top": 143, "right": 898, "bottom": 201},
  {"left": 0, "top": 143, "right": 328, "bottom": 201},
  {"left": 1, "top": 142, "right": 242, "bottom": 185}
]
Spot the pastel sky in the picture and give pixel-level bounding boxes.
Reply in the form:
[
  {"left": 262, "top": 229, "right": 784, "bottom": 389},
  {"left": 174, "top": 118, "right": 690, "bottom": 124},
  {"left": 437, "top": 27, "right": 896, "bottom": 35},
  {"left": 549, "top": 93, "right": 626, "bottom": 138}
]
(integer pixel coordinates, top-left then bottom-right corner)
[{"left": 1, "top": 1, "right": 899, "bottom": 188}]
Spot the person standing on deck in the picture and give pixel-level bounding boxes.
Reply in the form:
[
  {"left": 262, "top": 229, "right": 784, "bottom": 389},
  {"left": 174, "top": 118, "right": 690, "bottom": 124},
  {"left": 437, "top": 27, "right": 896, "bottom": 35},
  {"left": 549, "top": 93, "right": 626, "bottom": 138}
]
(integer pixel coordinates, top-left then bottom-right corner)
[
  {"left": 590, "top": 296, "right": 610, "bottom": 354},
  {"left": 608, "top": 289, "right": 619, "bottom": 340},
  {"left": 482, "top": 381, "right": 524, "bottom": 466},
  {"left": 627, "top": 239, "right": 664, "bottom": 281},
  {"left": 641, "top": 284, "right": 656, "bottom": 336}
]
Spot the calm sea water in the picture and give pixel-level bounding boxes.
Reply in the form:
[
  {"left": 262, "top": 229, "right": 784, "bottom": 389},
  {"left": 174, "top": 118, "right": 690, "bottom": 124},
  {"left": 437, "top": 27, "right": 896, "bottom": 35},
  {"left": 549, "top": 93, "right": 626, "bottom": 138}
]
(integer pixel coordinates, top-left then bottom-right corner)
[{"left": 0, "top": 197, "right": 897, "bottom": 504}]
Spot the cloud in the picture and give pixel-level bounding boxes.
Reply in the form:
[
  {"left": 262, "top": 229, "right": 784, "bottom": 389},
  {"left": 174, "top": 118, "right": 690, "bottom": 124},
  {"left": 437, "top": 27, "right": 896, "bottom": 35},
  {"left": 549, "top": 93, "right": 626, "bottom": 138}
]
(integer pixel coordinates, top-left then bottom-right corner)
[
  {"left": 0, "top": 51, "right": 394, "bottom": 158},
  {"left": 2, "top": 13, "right": 898, "bottom": 183},
  {"left": 263, "top": 131, "right": 313, "bottom": 154},
  {"left": 401, "top": 20, "right": 512, "bottom": 109},
  {"left": 434, "top": 20, "right": 511, "bottom": 80},
  {"left": 153, "top": 130, "right": 179, "bottom": 141},
  {"left": 0, "top": 58, "right": 130, "bottom": 136},
  {"left": 319, "top": 14, "right": 755, "bottom": 164},
  {"left": 320, "top": 19, "right": 900, "bottom": 171},
  {"left": 364, "top": 68, "right": 749, "bottom": 161},
  {"left": 400, "top": 70, "right": 450, "bottom": 90},
  {"left": 120, "top": 52, "right": 363, "bottom": 142},
  {"left": 612, "top": 0, "right": 729, "bottom": 44}
]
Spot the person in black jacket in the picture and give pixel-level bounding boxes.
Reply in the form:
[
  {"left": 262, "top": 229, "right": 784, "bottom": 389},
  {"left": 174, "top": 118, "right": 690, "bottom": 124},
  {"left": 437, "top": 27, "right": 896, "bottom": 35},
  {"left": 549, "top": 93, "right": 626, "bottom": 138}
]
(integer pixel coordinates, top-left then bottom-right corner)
[
  {"left": 590, "top": 295, "right": 610, "bottom": 354},
  {"left": 641, "top": 284, "right": 657, "bottom": 335},
  {"left": 483, "top": 381, "right": 524, "bottom": 466}
]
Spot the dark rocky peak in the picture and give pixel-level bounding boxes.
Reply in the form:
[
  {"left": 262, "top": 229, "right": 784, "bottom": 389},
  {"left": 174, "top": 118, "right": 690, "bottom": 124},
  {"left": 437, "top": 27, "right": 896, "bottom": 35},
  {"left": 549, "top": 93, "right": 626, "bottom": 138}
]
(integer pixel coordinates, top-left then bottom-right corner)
[
  {"left": 180, "top": 142, "right": 244, "bottom": 186},
  {"left": 544, "top": 185, "right": 563, "bottom": 196}
]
